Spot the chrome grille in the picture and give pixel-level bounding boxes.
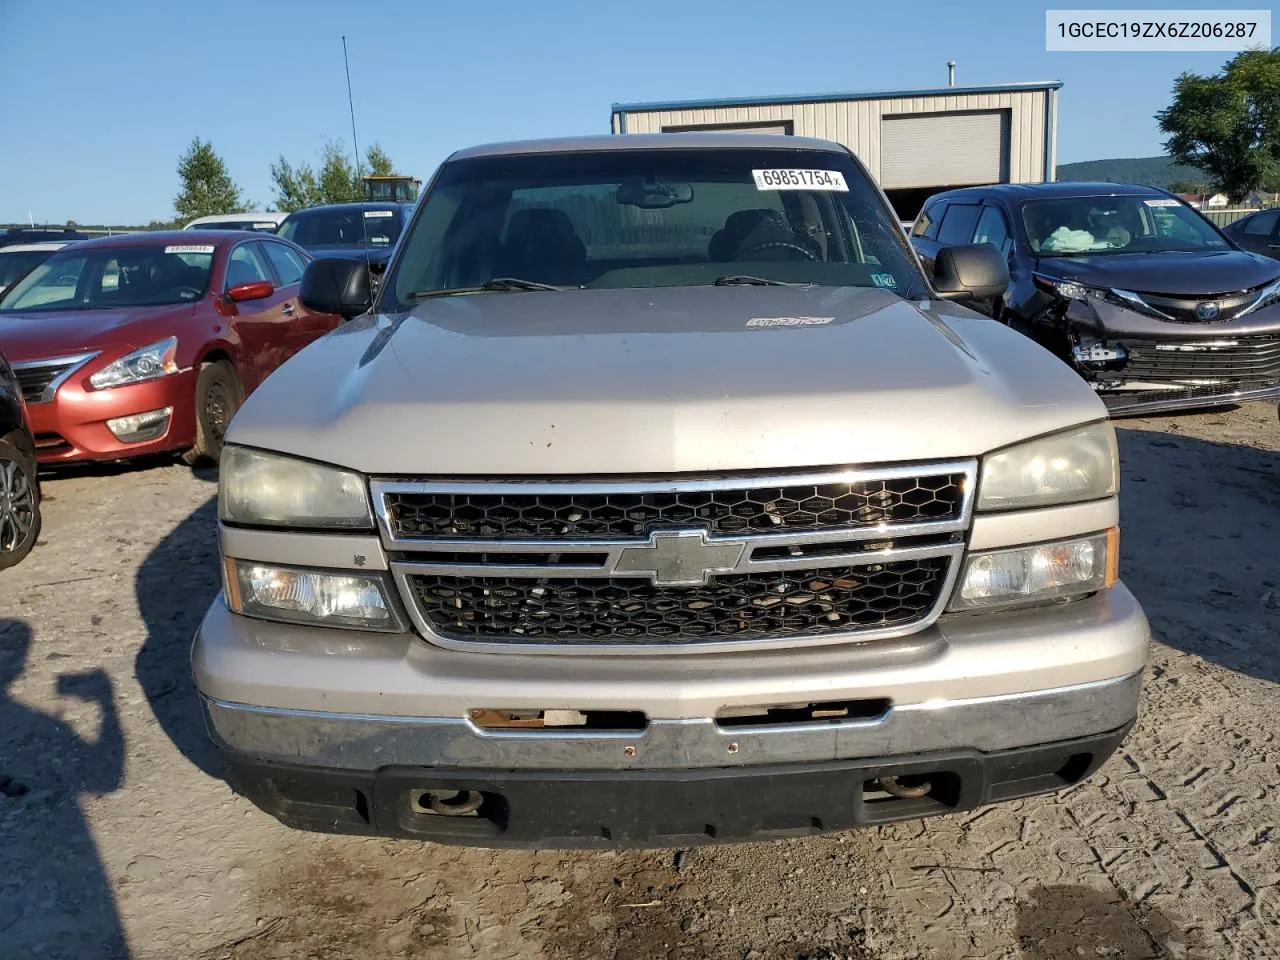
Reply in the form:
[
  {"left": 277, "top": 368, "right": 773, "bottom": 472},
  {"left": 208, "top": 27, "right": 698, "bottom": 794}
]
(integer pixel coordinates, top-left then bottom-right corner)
[
  {"left": 381, "top": 472, "right": 967, "bottom": 540},
  {"left": 1134, "top": 284, "right": 1268, "bottom": 324},
  {"left": 406, "top": 559, "right": 950, "bottom": 644},
  {"left": 378, "top": 462, "right": 975, "bottom": 653},
  {"left": 1122, "top": 336, "right": 1280, "bottom": 385},
  {"left": 11, "top": 353, "right": 97, "bottom": 404}
]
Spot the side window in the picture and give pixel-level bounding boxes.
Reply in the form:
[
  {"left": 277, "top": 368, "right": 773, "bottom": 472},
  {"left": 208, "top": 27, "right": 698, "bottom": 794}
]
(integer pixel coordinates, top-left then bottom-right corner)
[
  {"left": 224, "top": 242, "right": 272, "bottom": 290},
  {"left": 935, "top": 203, "right": 982, "bottom": 245},
  {"left": 912, "top": 202, "right": 943, "bottom": 239},
  {"left": 973, "top": 206, "right": 1012, "bottom": 255},
  {"left": 1242, "top": 211, "right": 1279, "bottom": 237},
  {"left": 262, "top": 241, "right": 306, "bottom": 286}
]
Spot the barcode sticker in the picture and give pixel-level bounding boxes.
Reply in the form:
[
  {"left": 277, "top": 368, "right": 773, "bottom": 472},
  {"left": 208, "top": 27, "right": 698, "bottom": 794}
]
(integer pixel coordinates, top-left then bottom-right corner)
[
  {"left": 1143, "top": 198, "right": 1182, "bottom": 207},
  {"left": 364, "top": 210, "right": 394, "bottom": 218},
  {"left": 164, "top": 244, "right": 215, "bottom": 254}
]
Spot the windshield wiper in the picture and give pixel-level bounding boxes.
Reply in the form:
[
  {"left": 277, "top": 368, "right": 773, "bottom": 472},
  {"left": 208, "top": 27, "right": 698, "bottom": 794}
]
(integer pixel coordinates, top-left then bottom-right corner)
[
  {"left": 712, "top": 275, "right": 807, "bottom": 287},
  {"left": 406, "top": 278, "right": 565, "bottom": 300}
]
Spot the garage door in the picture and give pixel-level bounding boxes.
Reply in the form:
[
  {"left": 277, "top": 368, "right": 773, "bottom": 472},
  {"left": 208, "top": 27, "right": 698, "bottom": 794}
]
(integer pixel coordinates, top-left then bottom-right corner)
[{"left": 880, "top": 111, "right": 1009, "bottom": 189}]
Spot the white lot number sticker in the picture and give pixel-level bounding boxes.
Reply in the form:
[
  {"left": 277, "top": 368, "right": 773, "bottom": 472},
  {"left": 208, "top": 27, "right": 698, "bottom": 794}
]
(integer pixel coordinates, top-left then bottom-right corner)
[
  {"left": 1143, "top": 198, "right": 1181, "bottom": 207},
  {"left": 364, "top": 210, "right": 394, "bottom": 218},
  {"left": 753, "top": 169, "right": 848, "bottom": 191},
  {"left": 164, "top": 244, "right": 215, "bottom": 254},
  {"left": 253, "top": 222, "right": 277, "bottom": 229}
]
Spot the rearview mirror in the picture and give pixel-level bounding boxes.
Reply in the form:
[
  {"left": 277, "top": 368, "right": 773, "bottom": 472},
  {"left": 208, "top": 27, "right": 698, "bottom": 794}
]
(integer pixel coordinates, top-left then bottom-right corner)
[
  {"left": 932, "top": 244, "right": 1010, "bottom": 302},
  {"left": 226, "top": 280, "right": 274, "bottom": 302},
  {"left": 616, "top": 179, "right": 695, "bottom": 209},
  {"left": 300, "top": 258, "right": 373, "bottom": 320}
]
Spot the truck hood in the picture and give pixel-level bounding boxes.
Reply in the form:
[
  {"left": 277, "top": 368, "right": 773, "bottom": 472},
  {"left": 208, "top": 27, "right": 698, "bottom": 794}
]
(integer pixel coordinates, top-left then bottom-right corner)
[
  {"left": 228, "top": 285, "right": 1106, "bottom": 475},
  {"left": 1038, "top": 249, "right": 1279, "bottom": 296},
  {"left": 0, "top": 303, "right": 197, "bottom": 362}
]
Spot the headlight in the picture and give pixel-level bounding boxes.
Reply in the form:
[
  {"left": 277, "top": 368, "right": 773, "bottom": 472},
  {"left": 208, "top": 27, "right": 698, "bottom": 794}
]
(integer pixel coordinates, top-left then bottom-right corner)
[
  {"left": 978, "top": 422, "right": 1118, "bottom": 512},
  {"left": 89, "top": 337, "right": 179, "bottom": 389},
  {"left": 949, "top": 530, "right": 1117, "bottom": 611},
  {"left": 224, "top": 559, "right": 403, "bottom": 631},
  {"left": 219, "top": 446, "right": 372, "bottom": 529}
]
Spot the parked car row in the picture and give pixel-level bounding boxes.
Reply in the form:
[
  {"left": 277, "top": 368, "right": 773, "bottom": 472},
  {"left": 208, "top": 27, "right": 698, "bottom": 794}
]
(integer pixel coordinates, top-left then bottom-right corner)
[{"left": 907, "top": 182, "right": 1280, "bottom": 415}]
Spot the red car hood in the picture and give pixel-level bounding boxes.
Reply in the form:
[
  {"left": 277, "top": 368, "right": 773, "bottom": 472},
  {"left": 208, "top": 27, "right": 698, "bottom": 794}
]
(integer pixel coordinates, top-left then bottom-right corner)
[{"left": 0, "top": 303, "right": 197, "bottom": 362}]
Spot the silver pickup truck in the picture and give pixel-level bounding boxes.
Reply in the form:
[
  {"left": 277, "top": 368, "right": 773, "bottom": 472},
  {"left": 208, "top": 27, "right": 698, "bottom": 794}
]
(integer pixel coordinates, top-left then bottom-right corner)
[{"left": 193, "top": 133, "right": 1150, "bottom": 848}]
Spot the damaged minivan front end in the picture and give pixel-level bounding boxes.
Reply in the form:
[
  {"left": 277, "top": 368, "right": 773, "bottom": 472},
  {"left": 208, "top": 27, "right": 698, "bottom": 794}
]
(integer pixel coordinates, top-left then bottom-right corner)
[{"left": 1028, "top": 272, "right": 1280, "bottom": 414}]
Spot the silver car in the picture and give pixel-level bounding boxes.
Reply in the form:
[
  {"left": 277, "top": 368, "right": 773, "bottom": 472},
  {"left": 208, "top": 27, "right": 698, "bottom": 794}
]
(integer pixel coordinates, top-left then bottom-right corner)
[{"left": 193, "top": 134, "right": 1149, "bottom": 847}]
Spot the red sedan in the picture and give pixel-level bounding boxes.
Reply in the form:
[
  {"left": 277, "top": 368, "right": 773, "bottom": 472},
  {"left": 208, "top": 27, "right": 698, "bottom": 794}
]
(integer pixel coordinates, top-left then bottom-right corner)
[{"left": 0, "top": 231, "right": 341, "bottom": 464}]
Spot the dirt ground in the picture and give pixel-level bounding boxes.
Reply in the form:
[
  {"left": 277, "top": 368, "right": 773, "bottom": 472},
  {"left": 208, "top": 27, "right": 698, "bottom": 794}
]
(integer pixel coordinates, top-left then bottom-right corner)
[{"left": 1, "top": 402, "right": 1278, "bottom": 960}]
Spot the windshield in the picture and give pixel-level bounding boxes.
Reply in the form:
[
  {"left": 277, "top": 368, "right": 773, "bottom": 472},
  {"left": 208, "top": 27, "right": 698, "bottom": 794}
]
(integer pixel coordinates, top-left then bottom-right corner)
[
  {"left": 0, "top": 250, "right": 57, "bottom": 292},
  {"left": 1021, "top": 196, "right": 1230, "bottom": 256},
  {"left": 385, "top": 147, "right": 926, "bottom": 309},
  {"left": 189, "top": 219, "right": 279, "bottom": 232},
  {"left": 278, "top": 208, "right": 402, "bottom": 249},
  {"left": 0, "top": 244, "right": 214, "bottom": 312}
]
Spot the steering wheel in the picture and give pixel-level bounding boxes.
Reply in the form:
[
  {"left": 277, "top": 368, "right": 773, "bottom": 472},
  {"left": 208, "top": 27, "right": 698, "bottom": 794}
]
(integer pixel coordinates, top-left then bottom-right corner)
[{"left": 736, "top": 240, "right": 820, "bottom": 262}]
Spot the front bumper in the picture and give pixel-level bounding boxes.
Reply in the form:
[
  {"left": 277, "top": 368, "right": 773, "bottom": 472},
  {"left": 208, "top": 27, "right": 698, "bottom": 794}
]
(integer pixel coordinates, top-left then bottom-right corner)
[
  {"left": 194, "top": 585, "right": 1148, "bottom": 845},
  {"left": 219, "top": 725, "right": 1133, "bottom": 847},
  {"left": 26, "top": 369, "right": 197, "bottom": 463},
  {"left": 1050, "top": 297, "right": 1280, "bottom": 415}
]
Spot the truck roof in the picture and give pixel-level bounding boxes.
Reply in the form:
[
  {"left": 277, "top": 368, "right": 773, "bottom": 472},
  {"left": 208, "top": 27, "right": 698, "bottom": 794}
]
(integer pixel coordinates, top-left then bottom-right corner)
[{"left": 449, "top": 132, "right": 849, "bottom": 161}]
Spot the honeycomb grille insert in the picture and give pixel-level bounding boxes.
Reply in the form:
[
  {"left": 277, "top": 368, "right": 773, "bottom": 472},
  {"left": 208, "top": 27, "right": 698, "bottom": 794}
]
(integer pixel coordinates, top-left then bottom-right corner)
[
  {"left": 384, "top": 474, "right": 966, "bottom": 540},
  {"left": 407, "top": 559, "right": 950, "bottom": 645}
]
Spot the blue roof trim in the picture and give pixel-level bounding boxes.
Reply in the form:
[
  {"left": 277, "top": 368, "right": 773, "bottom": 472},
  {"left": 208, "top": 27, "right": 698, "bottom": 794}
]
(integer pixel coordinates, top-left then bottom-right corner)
[{"left": 612, "top": 81, "right": 1064, "bottom": 114}]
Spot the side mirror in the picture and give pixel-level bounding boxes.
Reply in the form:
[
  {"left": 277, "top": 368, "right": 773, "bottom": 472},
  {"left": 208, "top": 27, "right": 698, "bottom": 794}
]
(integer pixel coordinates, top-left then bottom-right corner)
[
  {"left": 300, "top": 258, "right": 373, "bottom": 320},
  {"left": 226, "top": 280, "right": 274, "bottom": 302},
  {"left": 932, "top": 244, "right": 1010, "bottom": 302}
]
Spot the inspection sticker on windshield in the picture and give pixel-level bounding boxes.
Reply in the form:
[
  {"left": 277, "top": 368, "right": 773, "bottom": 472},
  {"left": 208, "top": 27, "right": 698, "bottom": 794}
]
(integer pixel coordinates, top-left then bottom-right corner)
[
  {"left": 1143, "top": 198, "right": 1181, "bottom": 207},
  {"left": 364, "top": 210, "right": 394, "bottom": 218},
  {"left": 163, "top": 244, "right": 215, "bottom": 254},
  {"left": 752, "top": 169, "right": 848, "bottom": 191}
]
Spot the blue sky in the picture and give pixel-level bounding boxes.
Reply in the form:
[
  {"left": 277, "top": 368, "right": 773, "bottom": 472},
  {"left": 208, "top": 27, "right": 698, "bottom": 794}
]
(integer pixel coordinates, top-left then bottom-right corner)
[{"left": 0, "top": 0, "right": 1244, "bottom": 224}]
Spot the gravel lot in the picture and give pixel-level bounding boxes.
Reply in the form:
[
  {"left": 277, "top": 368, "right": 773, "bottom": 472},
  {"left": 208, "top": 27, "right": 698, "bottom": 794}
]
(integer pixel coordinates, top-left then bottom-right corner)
[{"left": 2, "top": 402, "right": 1278, "bottom": 960}]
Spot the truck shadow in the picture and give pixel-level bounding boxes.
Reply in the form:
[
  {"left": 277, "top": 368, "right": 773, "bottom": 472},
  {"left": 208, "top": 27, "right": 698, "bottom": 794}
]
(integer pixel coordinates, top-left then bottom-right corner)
[
  {"left": 133, "top": 495, "right": 222, "bottom": 778},
  {"left": 0, "top": 618, "right": 129, "bottom": 958},
  {"left": 1116, "top": 426, "right": 1280, "bottom": 685}
]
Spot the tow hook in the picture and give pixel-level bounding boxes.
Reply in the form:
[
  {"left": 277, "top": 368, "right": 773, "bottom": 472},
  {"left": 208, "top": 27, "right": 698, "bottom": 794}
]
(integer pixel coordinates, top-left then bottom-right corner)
[
  {"left": 417, "top": 789, "right": 484, "bottom": 816},
  {"left": 876, "top": 775, "right": 932, "bottom": 799}
]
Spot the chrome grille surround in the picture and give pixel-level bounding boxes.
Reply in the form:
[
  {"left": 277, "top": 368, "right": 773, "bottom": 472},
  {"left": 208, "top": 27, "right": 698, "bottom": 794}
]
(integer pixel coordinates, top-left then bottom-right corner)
[
  {"left": 374, "top": 461, "right": 976, "bottom": 656},
  {"left": 11, "top": 352, "right": 99, "bottom": 404}
]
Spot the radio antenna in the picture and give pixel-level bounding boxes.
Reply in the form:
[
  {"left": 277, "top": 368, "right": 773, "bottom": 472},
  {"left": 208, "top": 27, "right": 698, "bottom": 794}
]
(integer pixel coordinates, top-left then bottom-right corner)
[{"left": 342, "top": 35, "right": 374, "bottom": 291}]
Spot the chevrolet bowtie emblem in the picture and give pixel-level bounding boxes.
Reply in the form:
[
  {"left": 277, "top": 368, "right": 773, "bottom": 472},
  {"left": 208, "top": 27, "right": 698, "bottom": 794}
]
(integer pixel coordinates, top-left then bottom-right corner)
[{"left": 613, "top": 529, "right": 745, "bottom": 587}]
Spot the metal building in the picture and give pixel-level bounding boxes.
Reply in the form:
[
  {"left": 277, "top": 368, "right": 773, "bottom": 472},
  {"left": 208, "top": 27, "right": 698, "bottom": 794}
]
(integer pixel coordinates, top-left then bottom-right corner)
[{"left": 610, "top": 81, "right": 1060, "bottom": 219}]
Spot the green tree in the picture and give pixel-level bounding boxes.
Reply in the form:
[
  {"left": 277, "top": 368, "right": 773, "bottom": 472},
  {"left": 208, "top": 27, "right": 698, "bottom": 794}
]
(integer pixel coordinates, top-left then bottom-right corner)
[
  {"left": 173, "top": 138, "right": 244, "bottom": 221},
  {"left": 365, "top": 143, "right": 394, "bottom": 177},
  {"left": 271, "top": 141, "right": 402, "bottom": 209},
  {"left": 270, "top": 155, "right": 321, "bottom": 212},
  {"left": 1157, "top": 47, "right": 1280, "bottom": 203},
  {"left": 316, "top": 141, "right": 362, "bottom": 204}
]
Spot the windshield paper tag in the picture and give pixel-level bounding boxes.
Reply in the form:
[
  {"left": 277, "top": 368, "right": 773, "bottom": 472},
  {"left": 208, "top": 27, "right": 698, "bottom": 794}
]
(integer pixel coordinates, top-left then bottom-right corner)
[
  {"left": 1143, "top": 198, "right": 1181, "bottom": 207},
  {"left": 871, "top": 273, "right": 897, "bottom": 288},
  {"left": 364, "top": 210, "right": 394, "bottom": 218},
  {"left": 253, "top": 222, "right": 276, "bottom": 229},
  {"left": 164, "top": 244, "right": 215, "bottom": 254},
  {"left": 747, "top": 316, "right": 834, "bottom": 327},
  {"left": 752, "top": 169, "right": 848, "bottom": 192}
]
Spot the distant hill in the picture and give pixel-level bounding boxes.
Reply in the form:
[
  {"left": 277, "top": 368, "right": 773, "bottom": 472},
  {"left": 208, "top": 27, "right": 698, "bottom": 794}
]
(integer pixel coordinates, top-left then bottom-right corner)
[{"left": 1056, "top": 156, "right": 1205, "bottom": 190}]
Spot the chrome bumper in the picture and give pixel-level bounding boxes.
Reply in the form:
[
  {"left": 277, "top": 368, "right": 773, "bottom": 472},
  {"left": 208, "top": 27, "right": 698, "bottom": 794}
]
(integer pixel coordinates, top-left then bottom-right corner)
[
  {"left": 1104, "top": 383, "right": 1280, "bottom": 416},
  {"left": 203, "top": 671, "right": 1142, "bottom": 772}
]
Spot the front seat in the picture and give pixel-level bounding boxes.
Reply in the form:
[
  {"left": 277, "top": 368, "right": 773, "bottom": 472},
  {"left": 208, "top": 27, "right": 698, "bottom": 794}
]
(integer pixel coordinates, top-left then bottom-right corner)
[
  {"left": 497, "top": 209, "right": 587, "bottom": 286},
  {"left": 709, "top": 209, "right": 775, "bottom": 261}
]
